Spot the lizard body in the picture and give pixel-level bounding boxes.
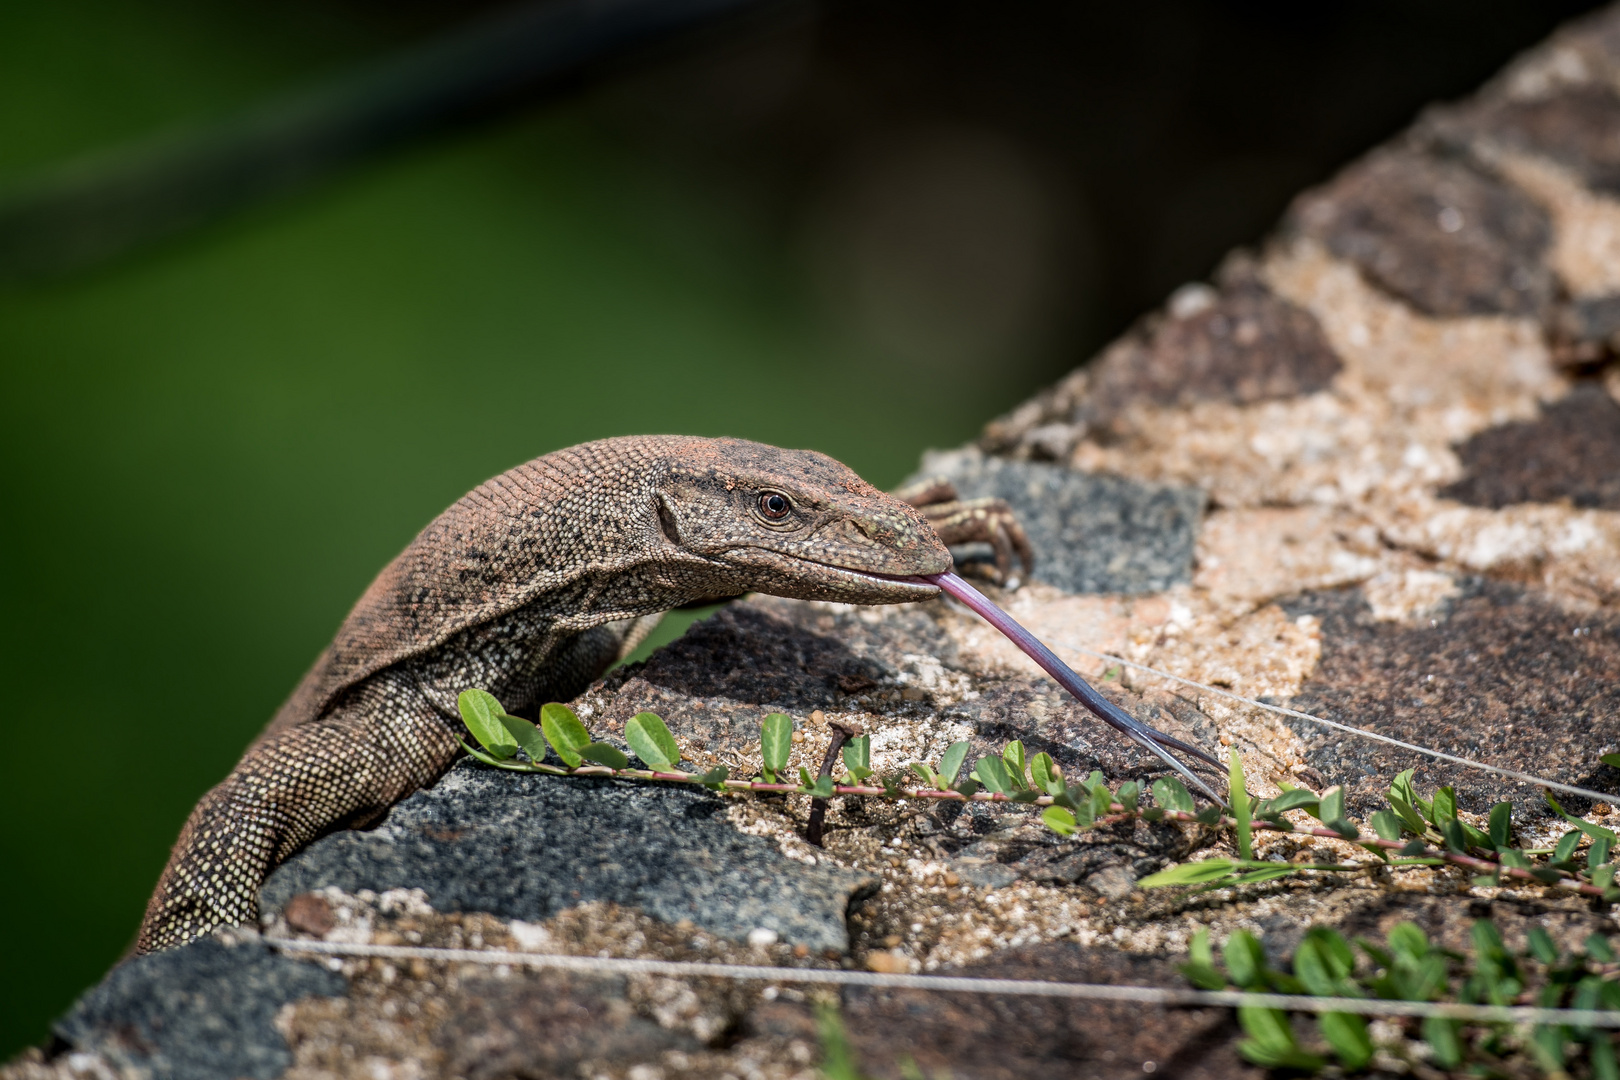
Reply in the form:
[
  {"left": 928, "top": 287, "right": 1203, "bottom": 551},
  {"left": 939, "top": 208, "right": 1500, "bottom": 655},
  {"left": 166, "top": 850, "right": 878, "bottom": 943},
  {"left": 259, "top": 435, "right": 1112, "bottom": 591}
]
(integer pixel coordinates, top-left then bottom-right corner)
[{"left": 138, "top": 435, "right": 955, "bottom": 953}]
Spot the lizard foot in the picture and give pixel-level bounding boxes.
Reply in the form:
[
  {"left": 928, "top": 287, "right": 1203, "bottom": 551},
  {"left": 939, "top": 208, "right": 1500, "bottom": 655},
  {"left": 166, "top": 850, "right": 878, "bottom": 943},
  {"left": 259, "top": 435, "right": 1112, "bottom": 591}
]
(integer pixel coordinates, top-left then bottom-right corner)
[{"left": 896, "top": 477, "right": 1034, "bottom": 587}]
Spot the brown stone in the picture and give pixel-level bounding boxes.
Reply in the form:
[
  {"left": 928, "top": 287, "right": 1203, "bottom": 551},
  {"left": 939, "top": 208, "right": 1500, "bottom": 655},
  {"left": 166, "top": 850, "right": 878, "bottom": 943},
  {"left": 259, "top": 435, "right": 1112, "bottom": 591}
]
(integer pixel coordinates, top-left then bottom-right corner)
[
  {"left": 1287, "top": 148, "right": 1552, "bottom": 317},
  {"left": 1083, "top": 259, "right": 1341, "bottom": 435},
  {"left": 435, "top": 971, "right": 696, "bottom": 1080},
  {"left": 842, "top": 943, "right": 1259, "bottom": 1080},
  {"left": 1441, "top": 380, "right": 1620, "bottom": 510},
  {"left": 282, "top": 892, "right": 335, "bottom": 937},
  {"left": 1285, "top": 581, "right": 1620, "bottom": 817},
  {"left": 1470, "top": 84, "right": 1620, "bottom": 196}
]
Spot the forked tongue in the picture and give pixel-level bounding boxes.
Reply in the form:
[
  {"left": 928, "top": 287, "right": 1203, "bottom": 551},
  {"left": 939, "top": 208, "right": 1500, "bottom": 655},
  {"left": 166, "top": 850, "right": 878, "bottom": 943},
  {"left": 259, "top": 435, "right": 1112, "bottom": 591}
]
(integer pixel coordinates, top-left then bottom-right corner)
[{"left": 917, "top": 571, "right": 1227, "bottom": 805}]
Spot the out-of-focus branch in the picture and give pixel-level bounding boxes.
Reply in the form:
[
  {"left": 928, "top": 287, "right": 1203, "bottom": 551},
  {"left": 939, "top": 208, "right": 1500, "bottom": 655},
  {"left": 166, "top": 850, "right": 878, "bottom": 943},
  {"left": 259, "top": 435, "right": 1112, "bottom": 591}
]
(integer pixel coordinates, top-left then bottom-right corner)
[{"left": 0, "top": 0, "right": 786, "bottom": 285}]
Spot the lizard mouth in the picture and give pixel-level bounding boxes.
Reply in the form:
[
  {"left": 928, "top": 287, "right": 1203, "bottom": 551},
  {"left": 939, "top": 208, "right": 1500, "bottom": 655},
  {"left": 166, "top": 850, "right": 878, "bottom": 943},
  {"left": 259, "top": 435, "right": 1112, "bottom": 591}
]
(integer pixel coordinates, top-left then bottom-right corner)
[{"left": 803, "top": 562, "right": 943, "bottom": 599}]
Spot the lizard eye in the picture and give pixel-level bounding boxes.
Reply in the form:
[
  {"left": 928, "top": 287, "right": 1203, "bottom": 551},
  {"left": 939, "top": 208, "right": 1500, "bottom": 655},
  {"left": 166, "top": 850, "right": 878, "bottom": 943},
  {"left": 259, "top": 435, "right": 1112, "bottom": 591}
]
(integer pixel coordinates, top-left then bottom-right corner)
[{"left": 758, "top": 492, "right": 792, "bottom": 520}]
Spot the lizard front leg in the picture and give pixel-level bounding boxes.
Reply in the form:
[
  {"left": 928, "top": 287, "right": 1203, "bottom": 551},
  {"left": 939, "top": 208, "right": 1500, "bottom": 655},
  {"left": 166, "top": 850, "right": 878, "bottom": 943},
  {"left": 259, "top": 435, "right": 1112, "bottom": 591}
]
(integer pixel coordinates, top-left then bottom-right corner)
[{"left": 135, "top": 671, "right": 459, "bottom": 953}]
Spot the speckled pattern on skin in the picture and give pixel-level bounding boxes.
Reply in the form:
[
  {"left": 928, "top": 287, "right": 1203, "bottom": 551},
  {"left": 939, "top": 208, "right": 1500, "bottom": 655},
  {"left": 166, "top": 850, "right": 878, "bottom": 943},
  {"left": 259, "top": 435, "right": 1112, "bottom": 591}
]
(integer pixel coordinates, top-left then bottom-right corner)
[{"left": 138, "top": 436, "right": 953, "bottom": 953}]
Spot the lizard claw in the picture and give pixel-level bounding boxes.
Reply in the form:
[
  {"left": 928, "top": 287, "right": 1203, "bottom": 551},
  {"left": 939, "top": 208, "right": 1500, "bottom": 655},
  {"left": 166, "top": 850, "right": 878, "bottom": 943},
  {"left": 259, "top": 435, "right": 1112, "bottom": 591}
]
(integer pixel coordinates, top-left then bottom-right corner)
[{"left": 896, "top": 477, "right": 1035, "bottom": 587}]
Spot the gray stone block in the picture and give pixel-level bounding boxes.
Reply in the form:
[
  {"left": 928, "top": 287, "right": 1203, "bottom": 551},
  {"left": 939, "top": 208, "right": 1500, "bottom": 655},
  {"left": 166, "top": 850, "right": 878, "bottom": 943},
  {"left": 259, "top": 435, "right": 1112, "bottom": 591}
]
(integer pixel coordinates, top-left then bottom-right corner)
[
  {"left": 262, "top": 760, "right": 876, "bottom": 952},
  {"left": 54, "top": 934, "right": 344, "bottom": 1080},
  {"left": 913, "top": 448, "right": 1203, "bottom": 594}
]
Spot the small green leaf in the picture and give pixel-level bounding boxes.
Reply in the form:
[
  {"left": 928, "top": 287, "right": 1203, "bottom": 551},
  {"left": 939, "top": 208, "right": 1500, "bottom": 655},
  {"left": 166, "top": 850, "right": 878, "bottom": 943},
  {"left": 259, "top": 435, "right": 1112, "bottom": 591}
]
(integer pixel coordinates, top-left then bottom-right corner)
[
  {"left": 1089, "top": 780, "right": 1114, "bottom": 820},
  {"left": 1293, "top": 939, "right": 1336, "bottom": 996},
  {"left": 1238, "top": 1008, "right": 1325, "bottom": 1071},
  {"left": 1260, "top": 789, "right": 1320, "bottom": 818},
  {"left": 1002, "top": 741, "right": 1027, "bottom": 788},
  {"left": 1590, "top": 836, "right": 1613, "bottom": 869},
  {"left": 1318, "top": 785, "right": 1344, "bottom": 826},
  {"left": 1116, "top": 780, "right": 1140, "bottom": 813},
  {"left": 1591, "top": 1031, "right": 1619, "bottom": 1080},
  {"left": 1223, "top": 865, "right": 1299, "bottom": 886},
  {"left": 798, "top": 765, "right": 815, "bottom": 789},
  {"left": 1530, "top": 1023, "right": 1568, "bottom": 1076},
  {"left": 1222, "top": 930, "right": 1266, "bottom": 988},
  {"left": 1389, "top": 769, "right": 1428, "bottom": 815},
  {"left": 1190, "top": 926, "right": 1215, "bottom": 968},
  {"left": 1547, "top": 791, "right": 1620, "bottom": 844},
  {"left": 1180, "top": 961, "right": 1226, "bottom": 990},
  {"left": 1422, "top": 1016, "right": 1462, "bottom": 1070},
  {"left": 1527, "top": 926, "right": 1559, "bottom": 965},
  {"left": 1304, "top": 926, "right": 1355, "bottom": 980},
  {"left": 760, "top": 713, "right": 794, "bottom": 774},
  {"left": 1229, "top": 750, "right": 1252, "bottom": 861},
  {"left": 939, "top": 741, "right": 970, "bottom": 787},
  {"left": 1319, "top": 1011, "right": 1373, "bottom": 1070},
  {"left": 697, "top": 765, "right": 730, "bottom": 788},
  {"left": 842, "top": 735, "right": 871, "bottom": 774},
  {"left": 625, "top": 712, "right": 680, "bottom": 770},
  {"left": 1603, "top": 753, "right": 1620, "bottom": 770},
  {"left": 497, "top": 713, "right": 548, "bottom": 762},
  {"left": 1042, "top": 805, "right": 1078, "bottom": 836},
  {"left": 976, "top": 756, "right": 1014, "bottom": 795},
  {"left": 1386, "top": 792, "right": 1428, "bottom": 836},
  {"left": 952, "top": 778, "right": 981, "bottom": 799},
  {"left": 1595, "top": 862, "right": 1618, "bottom": 890},
  {"left": 580, "top": 742, "right": 629, "bottom": 769},
  {"left": 1431, "top": 785, "right": 1457, "bottom": 827},
  {"left": 1586, "top": 932, "right": 1616, "bottom": 963},
  {"left": 1195, "top": 806, "right": 1223, "bottom": 826},
  {"left": 1488, "top": 801, "right": 1512, "bottom": 850},
  {"left": 1152, "top": 777, "right": 1194, "bottom": 813},
  {"left": 1388, "top": 922, "right": 1430, "bottom": 965},
  {"left": 808, "top": 776, "right": 835, "bottom": 798},
  {"left": 459, "top": 688, "right": 517, "bottom": 758},
  {"left": 459, "top": 738, "right": 523, "bottom": 769},
  {"left": 910, "top": 762, "right": 939, "bottom": 787},
  {"left": 1555, "top": 829, "right": 1583, "bottom": 863},
  {"left": 1138, "top": 859, "right": 1237, "bottom": 888},
  {"left": 540, "top": 702, "right": 591, "bottom": 768},
  {"left": 1030, "top": 752, "right": 1062, "bottom": 795},
  {"left": 1370, "top": 809, "right": 1404, "bottom": 841}
]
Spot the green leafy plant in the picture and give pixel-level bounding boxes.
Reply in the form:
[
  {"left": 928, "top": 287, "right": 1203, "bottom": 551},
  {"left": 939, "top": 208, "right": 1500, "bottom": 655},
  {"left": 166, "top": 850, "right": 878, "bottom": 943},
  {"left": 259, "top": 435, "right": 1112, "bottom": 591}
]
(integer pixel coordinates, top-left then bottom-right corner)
[
  {"left": 1181, "top": 920, "right": 1620, "bottom": 1076},
  {"left": 453, "top": 687, "right": 1620, "bottom": 909}
]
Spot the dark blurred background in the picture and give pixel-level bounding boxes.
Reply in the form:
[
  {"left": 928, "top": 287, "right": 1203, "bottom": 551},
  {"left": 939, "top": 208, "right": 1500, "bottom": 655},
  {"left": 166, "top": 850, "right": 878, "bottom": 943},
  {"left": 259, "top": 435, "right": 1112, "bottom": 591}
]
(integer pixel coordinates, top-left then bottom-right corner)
[{"left": 0, "top": 0, "right": 1603, "bottom": 1055}]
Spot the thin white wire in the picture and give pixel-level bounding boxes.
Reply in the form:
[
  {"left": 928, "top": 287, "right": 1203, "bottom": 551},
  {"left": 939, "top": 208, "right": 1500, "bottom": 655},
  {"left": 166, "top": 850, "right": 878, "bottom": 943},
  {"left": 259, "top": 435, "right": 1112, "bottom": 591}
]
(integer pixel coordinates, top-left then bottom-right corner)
[
  {"left": 271, "top": 937, "right": 1620, "bottom": 1026},
  {"left": 1050, "top": 639, "right": 1619, "bottom": 805}
]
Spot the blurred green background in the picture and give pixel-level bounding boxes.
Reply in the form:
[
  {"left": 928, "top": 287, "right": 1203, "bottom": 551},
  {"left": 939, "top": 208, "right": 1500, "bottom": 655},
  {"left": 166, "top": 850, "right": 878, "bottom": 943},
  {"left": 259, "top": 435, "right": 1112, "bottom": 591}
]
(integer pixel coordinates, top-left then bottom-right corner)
[{"left": 0, "top": 0, "right": 1600, "bottom": 1056}]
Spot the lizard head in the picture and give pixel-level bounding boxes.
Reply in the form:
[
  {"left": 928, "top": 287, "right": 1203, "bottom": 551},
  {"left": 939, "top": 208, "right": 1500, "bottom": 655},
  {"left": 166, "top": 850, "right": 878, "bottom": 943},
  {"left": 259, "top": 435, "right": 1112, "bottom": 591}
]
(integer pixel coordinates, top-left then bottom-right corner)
[{"left": 650, "top": 437, "right": 949, "bottom": 604}]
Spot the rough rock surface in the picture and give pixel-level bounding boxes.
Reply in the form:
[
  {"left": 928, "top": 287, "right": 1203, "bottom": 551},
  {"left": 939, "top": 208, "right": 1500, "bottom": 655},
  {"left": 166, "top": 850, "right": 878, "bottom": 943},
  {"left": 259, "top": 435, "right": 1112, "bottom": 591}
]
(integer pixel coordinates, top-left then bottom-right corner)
[
  {"left": 910, "top": 447, "right": 1205, "bottom": 594},
  {"left": 13, "top": 6, "right": 1620, "bottom": 1079},
  {"left": 260, "top": 761, "right": 877, "bottom": 953}
]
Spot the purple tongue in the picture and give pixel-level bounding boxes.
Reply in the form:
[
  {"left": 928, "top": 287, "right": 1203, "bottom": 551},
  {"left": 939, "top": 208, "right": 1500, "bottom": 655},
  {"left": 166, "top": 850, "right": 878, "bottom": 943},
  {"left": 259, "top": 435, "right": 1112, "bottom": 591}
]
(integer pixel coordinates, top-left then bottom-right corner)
[{"left": 916, "top": 571, "right": 1226, "bottom": 804}]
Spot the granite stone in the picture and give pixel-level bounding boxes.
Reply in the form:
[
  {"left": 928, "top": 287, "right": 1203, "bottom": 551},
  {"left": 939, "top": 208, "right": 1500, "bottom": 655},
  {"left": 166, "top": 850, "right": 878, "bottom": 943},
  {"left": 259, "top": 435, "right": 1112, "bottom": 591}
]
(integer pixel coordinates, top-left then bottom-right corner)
[
  {"left": 52, "top": 935, "right": 344, "bottom": 1080},
  {"left": 261, "top": 760, "right": 876, "bottom": 952},
  {"left": 912, "top": 447, "right": 1203, "bottom": 595}
]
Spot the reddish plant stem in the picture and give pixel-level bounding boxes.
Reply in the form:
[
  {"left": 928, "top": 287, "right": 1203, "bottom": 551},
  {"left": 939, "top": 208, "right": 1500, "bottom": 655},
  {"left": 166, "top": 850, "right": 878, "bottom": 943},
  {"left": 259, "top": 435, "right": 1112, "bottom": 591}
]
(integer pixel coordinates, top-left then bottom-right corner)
[{"left": 505, "top": 753, "right": 1608, "bottom": 898}]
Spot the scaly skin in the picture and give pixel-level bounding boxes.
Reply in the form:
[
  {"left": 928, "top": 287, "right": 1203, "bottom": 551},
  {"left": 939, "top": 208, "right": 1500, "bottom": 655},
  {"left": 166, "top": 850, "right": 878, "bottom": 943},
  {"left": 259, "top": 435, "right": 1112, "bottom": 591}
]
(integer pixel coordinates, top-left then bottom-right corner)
[{"left": 137, "top": 436, "right": 952, "bottom": 953}]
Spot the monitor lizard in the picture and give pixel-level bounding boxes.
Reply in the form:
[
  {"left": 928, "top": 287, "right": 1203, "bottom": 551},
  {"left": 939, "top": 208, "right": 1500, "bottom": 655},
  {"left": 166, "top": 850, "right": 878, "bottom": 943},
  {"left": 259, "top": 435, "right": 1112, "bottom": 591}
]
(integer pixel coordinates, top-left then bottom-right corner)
[{"left": 136, "top": 435, "right": 1032, "bottom": 953}]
